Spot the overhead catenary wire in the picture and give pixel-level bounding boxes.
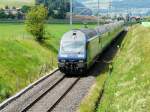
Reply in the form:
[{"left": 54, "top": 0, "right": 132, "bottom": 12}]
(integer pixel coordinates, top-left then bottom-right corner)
[{"left": 98, "top": 0, "right": 100, "bottom": 27}]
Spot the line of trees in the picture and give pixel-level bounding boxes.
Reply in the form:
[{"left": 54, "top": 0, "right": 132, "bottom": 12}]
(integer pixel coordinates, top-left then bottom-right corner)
[
  {"left": 36, "top": 0, "right": 70, "bottom": 19},
  {"left": 0, "top": 5, "right": 30, "bottom": 19},
  {"left": 0, "top": 0, "right": 70, "bottom": 20}
]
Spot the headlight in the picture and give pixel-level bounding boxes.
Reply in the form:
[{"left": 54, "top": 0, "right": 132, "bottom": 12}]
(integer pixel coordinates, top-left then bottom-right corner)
[
  {"left": 61, "top": 54, "right": 68, "bottom": 57},
  {"left": 61, "top": 60, "right": 66, "bottom": 62},
  {"left": 79, "top": 60, "right": 84, "bottom": 63},
  {"left": 78, "top": 62, "right": 85, "bottom": 68},
  {"left": 59, "top": 63, "right": 65, "bottom": 67},
  {"left": 78, "top": 54, "right": 84, "bottom": 58}
]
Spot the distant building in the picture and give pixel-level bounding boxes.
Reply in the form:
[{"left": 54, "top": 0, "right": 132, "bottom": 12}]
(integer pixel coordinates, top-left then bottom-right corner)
[
  {"left": 0, "top": 7, "right": 24, "bottom": 19},
  {"left": 130, "top": 16, "right": 141, "bottom": 22},
  {"left": 4, "top": 8, "right": 19, "bottom": 15}
]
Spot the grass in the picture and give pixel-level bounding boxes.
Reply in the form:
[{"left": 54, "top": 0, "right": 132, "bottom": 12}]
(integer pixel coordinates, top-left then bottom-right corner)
[
  {"left": 0, "top": 23, "right": 96, "bottom": 51},
  {"left": 0, "top": 0, "right": 34, "bottom": 8},
  {"left": 97, "top": 25, "right": 150, "bottom": 112},
  {"left": 0, "top": 23, "right": 96, "bottom": 102},
  {"left": 0, "top": 23, "right": 31, "bottom": 40},
  {"left": 0, "top": 39, "right": 56, "bottom": 101}
]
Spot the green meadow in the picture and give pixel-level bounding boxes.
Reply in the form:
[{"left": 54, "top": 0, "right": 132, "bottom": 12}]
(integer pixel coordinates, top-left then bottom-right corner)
[
  {"left": 0, "top": 0, "right": 34, "bottom": 8},
  {"left": 0, "top": 23, "right": 95, "bottom": 102}
]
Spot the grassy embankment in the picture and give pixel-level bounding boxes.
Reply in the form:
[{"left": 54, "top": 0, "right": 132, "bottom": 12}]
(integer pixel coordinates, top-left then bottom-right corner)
[
  {"left": 98, "top": 25, "right": 150, "bottom": 112},
  {"left": 0, "top": 23, "right": 96, "bottom": 102},
  {"left": 79, "top": 25, "right": 150, "bottom": 112},
  {"left": 0, "top": 0, "right": 34, "bottom": 8}
]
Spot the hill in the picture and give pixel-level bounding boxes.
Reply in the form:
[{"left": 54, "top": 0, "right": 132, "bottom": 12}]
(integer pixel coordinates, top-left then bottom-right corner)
[
  {"left": 112, "top": 0, "right": 150, "bottom": 8},
  {"left": 73, "top": 1, "right": 92, "bottom": 15},
  {"left": 0, "top": 0, "right": 34, "bottom": 8}
]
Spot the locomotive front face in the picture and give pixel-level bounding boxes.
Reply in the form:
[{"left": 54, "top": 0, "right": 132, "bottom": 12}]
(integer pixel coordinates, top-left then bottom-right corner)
[{"left": 58, "top": 30, "right": 87, "bottom": 74}]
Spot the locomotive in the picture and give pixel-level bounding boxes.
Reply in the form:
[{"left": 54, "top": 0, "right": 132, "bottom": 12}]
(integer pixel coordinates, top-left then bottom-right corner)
[{"left": 58, "top": 21, "right": 124, "bottom": 74}]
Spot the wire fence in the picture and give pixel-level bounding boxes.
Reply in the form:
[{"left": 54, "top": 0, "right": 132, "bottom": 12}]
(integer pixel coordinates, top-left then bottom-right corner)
[
  {"left": 0, "top": 32, "right": 33, "bottom": 42},
  {"left": 0, "top": 18, "right": 98, "bottom": 24}
]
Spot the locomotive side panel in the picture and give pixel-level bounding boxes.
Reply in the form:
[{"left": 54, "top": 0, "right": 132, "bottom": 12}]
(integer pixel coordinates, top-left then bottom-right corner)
[
  {"left": 101, "top": 25, "right": 124, "bottom": 50},
  {"left": 86, "top": 36, "right": 102, "bottom": 68},
  {"left": 86, "top": 23, "right": 124, "bottom": 69}
]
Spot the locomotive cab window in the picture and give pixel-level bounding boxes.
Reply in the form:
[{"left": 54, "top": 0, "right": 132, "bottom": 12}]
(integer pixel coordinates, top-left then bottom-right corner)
[
  {"left": 61, "top": 40, "right": 85, "bottom": 54},
  {"left": 60, "top": 30, "right": 86, "bottom": 55}
]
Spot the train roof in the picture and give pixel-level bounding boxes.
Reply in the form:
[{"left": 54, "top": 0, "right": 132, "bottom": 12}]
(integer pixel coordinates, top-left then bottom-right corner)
[
  {"left": 61, "top": 21, "right": 124, "bottom": 42},
  {"left": 80, "top": 29, "right": 98, "bottom": 39},
  {"left": 61, "top": 29, "right": 98, "bottom": 41},
  {"left": 61, "top": 30, "right": 87, "bottom": 42},
  {"left": 95, "top": 21, "right": 124, "bottom": 34}
]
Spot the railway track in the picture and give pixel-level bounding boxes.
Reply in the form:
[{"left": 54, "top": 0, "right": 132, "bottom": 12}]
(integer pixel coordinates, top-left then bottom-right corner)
[
  {"left": 21, "top": 74, "right": 66, "bottom": 112},
  {"left": 22, "top": 77, "right": 80, "bottom": 112},
  {"left": 47, "top": 77, "right": 80, "bottom": 112},
  {"left": 0, "top": 70, "right": 81, "bottom": 112}
]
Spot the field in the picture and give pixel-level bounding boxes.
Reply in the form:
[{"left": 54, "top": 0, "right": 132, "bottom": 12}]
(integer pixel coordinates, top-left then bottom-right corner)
[
  {"left": 0, "top": 23, "right": 96, "bottom": 50},
  {"left": 97, "top": 25, "right": 150, "bottom": 111},
  {"left": 0, "top": 0, "right": 34, "bottom": 8},
  {"left": 0, "top": 23, "right": 96, "bottom": 102}
]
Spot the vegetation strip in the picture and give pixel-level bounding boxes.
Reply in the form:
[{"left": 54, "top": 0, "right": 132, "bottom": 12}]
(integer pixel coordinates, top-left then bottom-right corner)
[
  {"left": 0, "top": 69, "right": 58, "bottom": 110},
  {"left": 78, "top": 74, "right": 107, "bottom": 112}
]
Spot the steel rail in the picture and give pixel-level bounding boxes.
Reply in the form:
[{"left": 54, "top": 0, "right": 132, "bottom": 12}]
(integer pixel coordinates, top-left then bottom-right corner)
[
  {"left": 21, "top": 75, "right": 66, "bottom": 112},
  {"left": 47, "top": 77, "right": 80, "bottom": 112}
]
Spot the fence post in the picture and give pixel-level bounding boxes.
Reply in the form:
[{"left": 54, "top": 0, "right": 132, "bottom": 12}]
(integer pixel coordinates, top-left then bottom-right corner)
[{"left": 39, "top": 65, "right": 44, "bottom": 77}]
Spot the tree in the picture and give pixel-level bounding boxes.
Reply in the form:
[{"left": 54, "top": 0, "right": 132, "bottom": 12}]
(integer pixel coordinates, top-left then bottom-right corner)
[
  {"left": 5, "top": 5, "right": 9, "bottom": 9},
  {"left": 36, "top": 0, "right": 69, "bottom": 19},
  {"left": 12, "top": 6, "right": 16, "bottom": 9},
  {"left": 21, "top": 5, "right": 31, "bottom": 13},
  {"left": 7, "top": 12, "right": 15, "bottom": 19},
  {"left": 52, "top": 4, "right": 67, "bottom": 19},
  {"left": 16, "top": 11, "right": 23, "bottom": 20},
  {"left": 25, "top": 5, "right": 48, "bottom": 42},
  {"left": 0, "top": 9, "right": 7, "bottom": 19},
  {"left": 50, "top": 0, "right": 69, "bottom": 19}
]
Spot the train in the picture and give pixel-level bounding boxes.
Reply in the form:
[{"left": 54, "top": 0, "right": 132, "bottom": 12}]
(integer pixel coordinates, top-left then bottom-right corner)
[{"left": 58, "top": 21, "right": 124, "bottom": 74}]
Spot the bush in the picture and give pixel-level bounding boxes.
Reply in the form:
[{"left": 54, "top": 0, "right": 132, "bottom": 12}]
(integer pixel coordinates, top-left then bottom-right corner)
[{"left": 25, "top": 5, "right": 48, "bottom": 42}]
